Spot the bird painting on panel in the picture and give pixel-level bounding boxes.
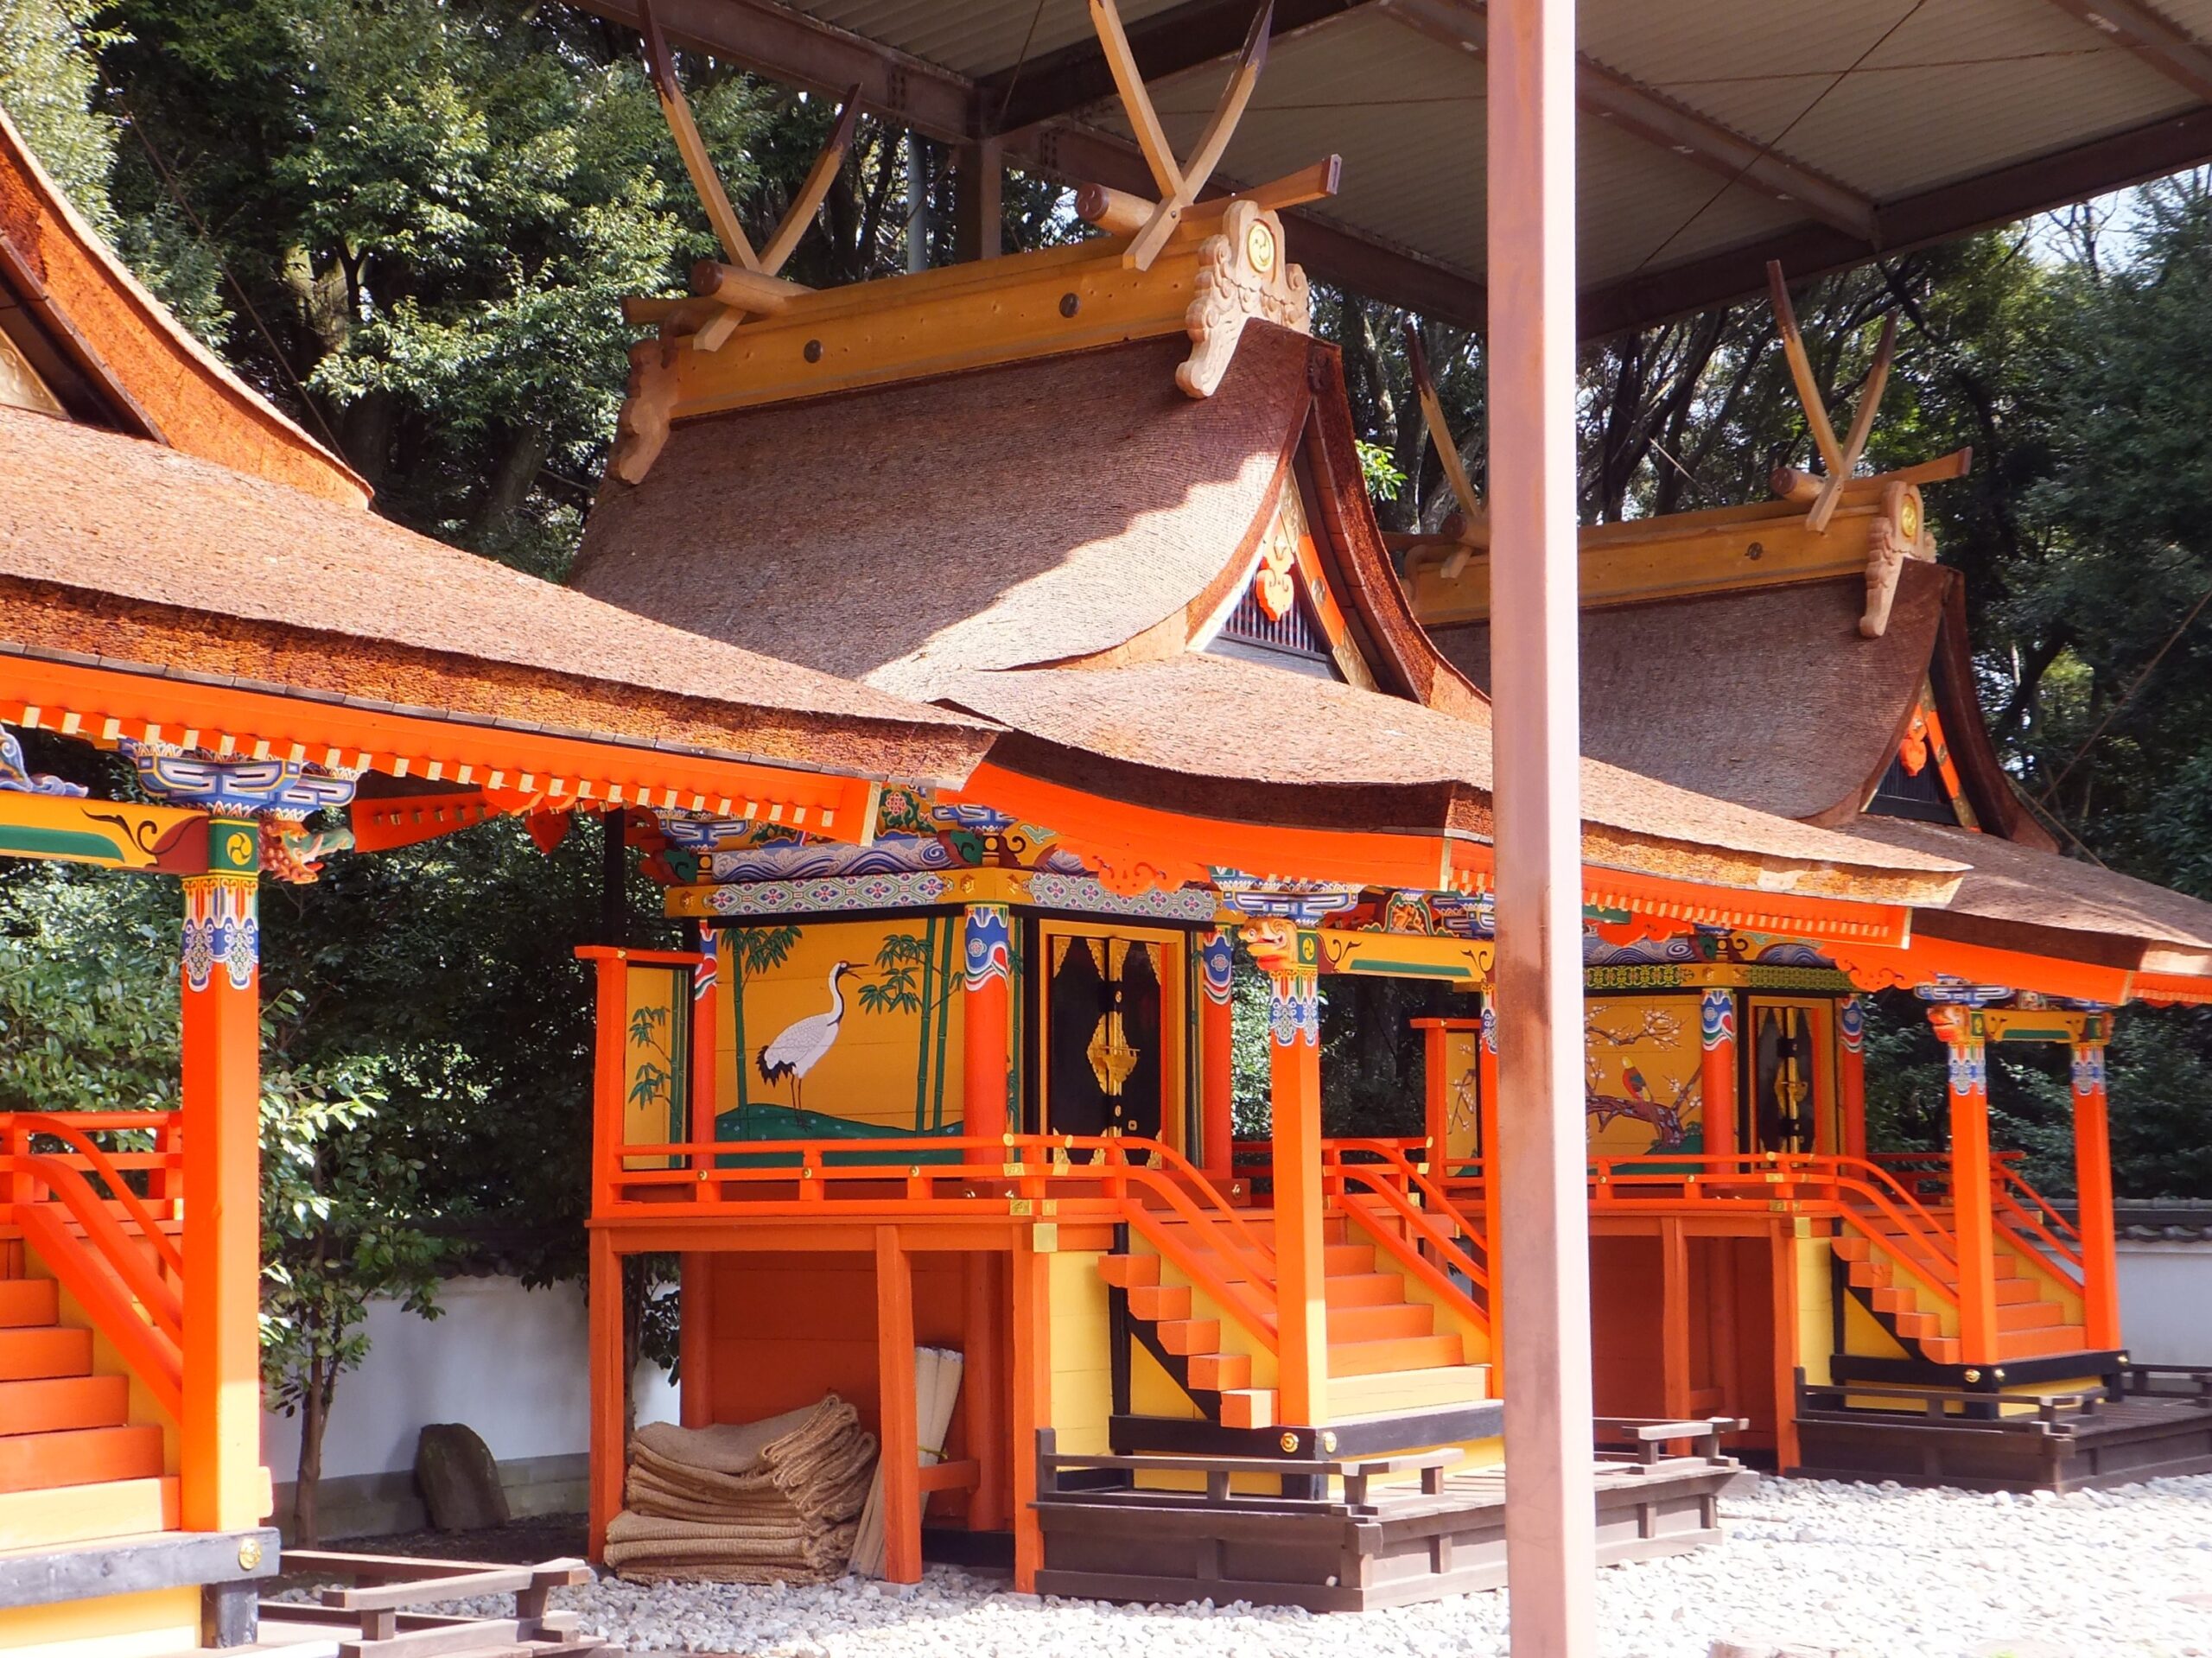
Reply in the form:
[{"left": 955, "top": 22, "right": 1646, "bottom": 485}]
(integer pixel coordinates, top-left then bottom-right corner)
[{"left": 756, "top": 960, "right": 855, "bottom": 1118}]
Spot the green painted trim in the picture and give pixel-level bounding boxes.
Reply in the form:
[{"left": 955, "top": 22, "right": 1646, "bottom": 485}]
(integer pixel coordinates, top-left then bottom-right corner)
[{"left": 0, "top": 824, "right": 130, "bottom": 865}]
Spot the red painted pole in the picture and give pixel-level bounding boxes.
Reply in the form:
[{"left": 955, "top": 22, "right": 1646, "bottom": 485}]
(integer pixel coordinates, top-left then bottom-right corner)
[
  {"left": 1489, "top": 0, "right": 1599, "bottom": 1644},
  {"left": 1198, "top": 929, "right": 1236, "bottom": 1182},
  {"left": 1930, "top": 1004, "right": 1999, "bottom": 1366},
  {"left": 179, "top": 817, "right": 264, "bottom": 1535},
  {"left": 962, "top": 904, "right": 1012, "bottom": 1162},
  {"left": 1699, "top": 988, "right": 1738, "bottom": 1164},
  {"left": 1838, "top": 995, "right": 1868, "bottom": 1161},
  {"left": 2072, "top": 1037, "right": 2122, "bottom": 1350},
  {"left": 1255, "top": 922, "right": 1327, "bottom": 1427}
]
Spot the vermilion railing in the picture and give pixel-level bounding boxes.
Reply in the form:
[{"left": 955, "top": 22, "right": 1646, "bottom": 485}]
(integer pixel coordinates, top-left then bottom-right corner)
[
  {"left": 1437, "top": 1151, "right": 1969, "bottom": 1311},
  {"left": 599, "top": 1131, "right": 1282, "bottom": 1352},
  {"left": 1320, "top": 1142, "right": 1491, "bottom": 1332},
  {"left": 0, "top": 1110, "right": 185, "bottom": 1418}
]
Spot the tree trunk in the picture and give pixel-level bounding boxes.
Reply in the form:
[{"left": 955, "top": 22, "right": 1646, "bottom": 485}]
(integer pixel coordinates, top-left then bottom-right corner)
[
  {"left": 295, "top": 1348, "right": 328, "bottom": 1547},
  {"left": 472, "top": 425, "right": 551, "bottom": 544}
]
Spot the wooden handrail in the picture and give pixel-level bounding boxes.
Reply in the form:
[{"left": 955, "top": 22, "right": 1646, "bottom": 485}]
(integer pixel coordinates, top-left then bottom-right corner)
[
  {"left": 1325, "top": 1161, "right": 1489, "bottom": 1336},
  {"left": 8, "top": 1112, "right": 186, "bottom": 1278}
]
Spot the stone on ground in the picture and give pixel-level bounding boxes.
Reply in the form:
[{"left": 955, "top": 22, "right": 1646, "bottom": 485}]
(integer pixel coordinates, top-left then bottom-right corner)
[{"left": 414, "top": 1422, "right": 511, "bottom": 1532}]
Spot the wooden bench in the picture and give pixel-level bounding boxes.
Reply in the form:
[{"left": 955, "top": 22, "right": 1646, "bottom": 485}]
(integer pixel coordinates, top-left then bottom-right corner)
[{"left": 267, "top": 1550, "right": 607, "bottom": 1658}]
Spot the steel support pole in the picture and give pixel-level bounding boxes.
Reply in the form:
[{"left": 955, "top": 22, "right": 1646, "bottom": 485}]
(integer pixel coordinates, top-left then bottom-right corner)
[{"left": 1488, "top": 0, "right": 1599, "bottom": 1650}]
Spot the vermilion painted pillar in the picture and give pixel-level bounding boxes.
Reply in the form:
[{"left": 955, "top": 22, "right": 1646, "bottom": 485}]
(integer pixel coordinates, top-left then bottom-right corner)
[
  {"left": 1838, "top": 996, "right": 1868, "bottom": 1163},
  {"left": 682, "top": 937, "right": 717, "bottom": 1426},
  {"left": 962, "top": 905, "right": 1012, "bottom": 1162},
  {"left": 1198, "top": 930, "right": 1236, "bottom": 1181},
  {"left": 2071, "top": 1037, "right": 2122, "bottom": 1351},
  {"left": 1490, "top": 0, "right": 1600, "bottom": 1644},
  {"left": 1699, "top": 988, "right": 1738, "bottom": 1164},
  {"left": 1478, "top": 1001, "right": 1502, "bottom": 1331},
  {"left": 1929, "top": 1004, "right": 1999, "bottom": 1366},
  {"left": 180, "top": 816, "right": 265, "bottom": 1534},
  {"left": 874, "top": 1227, "right": 921, "bottom": 1584},
  {"left": 1255, "top": 923, "right": 1327, "bottom": 1427},
  {"left": 1010, "top": 1227, "right": 1051, "bottom": 1591},
  {"left": 588, "top": 1230, "right": 622, "bottom": 1559}
]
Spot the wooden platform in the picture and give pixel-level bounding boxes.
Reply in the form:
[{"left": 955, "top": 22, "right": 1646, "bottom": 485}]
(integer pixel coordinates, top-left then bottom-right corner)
[
  {"left": 1794, "top": 1369, "right": 2212, "bottom": 1493},
  {"left": 1032, "top": 1420, "right": 1745, "bottom": 1611}
]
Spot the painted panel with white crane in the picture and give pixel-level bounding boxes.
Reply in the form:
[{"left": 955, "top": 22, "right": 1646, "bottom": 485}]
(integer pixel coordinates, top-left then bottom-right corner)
[{"left": 712, "top": 918, "right": 970, "bottom": 1147}]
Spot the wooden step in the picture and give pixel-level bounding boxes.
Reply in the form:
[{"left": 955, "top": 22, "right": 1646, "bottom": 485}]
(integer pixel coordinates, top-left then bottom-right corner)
[
  {"left": 1219, "top": 1388, "right": 1276, "bottom": 1430},
  {"left": 1330, "top": 1333, "right": 1464, "bottom": 1378},
  {"left": 1995, "top": 1277, "right": 2041, "bottom": 1305},
  {"left": 1127, "top": 1283, "right": 1191, "bottom": 1322},
  {"left": 1156, "top": 1318, "right": 1222, "bottom": 1357},
  {"left": 1098, "top": 1254, "right": 1160, "bottom": 1290},
  {"left": 1185, "top": 1351, "right": 1250, "bottom": 1393},
  {"left": 1325, "top": 1242, "right": 1376, "bottom": 1275},
  {"left": 0, "top": 1279, "right": 59, "bottom": 1329},
  {"left": 1326, "top": 1272, "right": 1408, "bottom": 1309},
  {"left": 1998, "top": 1299, "right": 2065, "bottom": 1331},
  {"left": 1327, "top": 1302, "right": 1434, "bottom": 1344},
  {"left": 0, "top": 1326, "right": 92, "bottom": 1382},
  {"left": 0, "top": 1375, "right": 130, "bottom": 1437},
  {"left": 0, "top": 1425, "right": 164, "bottom": 1494},
  {"left": 0, "top": 1476, "right": 177, "bottom": 1551},
  {"left": 1329, "top": 1363, "right": 1491, "bottom": 1420},
  {"left": 1999, "top": 1324, "right": 2090, "bottom": 1360}
]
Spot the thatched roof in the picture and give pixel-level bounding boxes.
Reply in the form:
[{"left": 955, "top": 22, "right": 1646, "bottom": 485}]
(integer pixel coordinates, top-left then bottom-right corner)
[
  {"left": 1427, "top": 563, "right": 1948, "bottom": 826},
  {"left": 1843, "top": 817, "right": 2212, "bottom": 978},
  {"left": 941, "top": 653, "right": 1961, "bottom": 899},
  {"left": 0, "top": 408, "right": 990, "bottom": 788},
  {"left": 0, "top": 108, "right": 370, "bottom": 508},
  {"left": 577, "top": 321, "right": 1964, "bottom": 899}
]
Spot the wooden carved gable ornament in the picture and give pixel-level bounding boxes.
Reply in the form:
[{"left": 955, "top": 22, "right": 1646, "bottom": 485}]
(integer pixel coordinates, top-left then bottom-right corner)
[{"left": 1179, "top": 200, "right": 1313, "bottom": 400}]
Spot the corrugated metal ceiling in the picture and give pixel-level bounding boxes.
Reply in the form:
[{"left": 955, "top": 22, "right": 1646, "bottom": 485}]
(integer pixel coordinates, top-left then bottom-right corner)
[{"left": 658, "top": 0, "right": 2212, "bottom": 327}]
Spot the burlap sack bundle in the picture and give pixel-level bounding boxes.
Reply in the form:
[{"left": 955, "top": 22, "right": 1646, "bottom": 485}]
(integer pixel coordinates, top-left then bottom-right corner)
[{"left": 607, "top": 1395, "right": 878, "bottom": 1585}]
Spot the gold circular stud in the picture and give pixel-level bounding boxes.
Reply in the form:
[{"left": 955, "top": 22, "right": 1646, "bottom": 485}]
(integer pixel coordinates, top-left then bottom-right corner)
[
  {"left": 238, "top": 1538, "right": 264, "bottom": 1571},
  {"left": 1320, "top": 1431, "right": 1338, "bottom": 1453},
  {"left": 1246, "top": 219, "right": 1277, "bottom": 274},
  {"left": 1279, "top": 1432, "right": 1300, "bottom": 1453}
]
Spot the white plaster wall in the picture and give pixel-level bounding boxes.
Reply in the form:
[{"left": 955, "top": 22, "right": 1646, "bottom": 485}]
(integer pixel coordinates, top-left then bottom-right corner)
[
  {"left": 2116, "top": 1241, "right": 2212, "bottom": 1367},
  {"left": 260, "top": 1274, "right": 678, "bottom": 1483}
]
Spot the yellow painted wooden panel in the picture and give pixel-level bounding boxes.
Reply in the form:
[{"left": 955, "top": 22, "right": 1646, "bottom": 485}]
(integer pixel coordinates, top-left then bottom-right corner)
[
  {"left": 721, "top": 918, "right": 967, "bottom": 1137},
  {"left": 0, "top": 1589, "right": 198, "bottom": 1658},
  {"left": 1586, "top": 995, "right": 1704, "bottom": 1159}
]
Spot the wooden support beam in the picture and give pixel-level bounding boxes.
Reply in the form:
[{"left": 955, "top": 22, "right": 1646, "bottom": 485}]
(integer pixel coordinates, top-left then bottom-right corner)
[
  {"left": 1838, "top": 997, "right": 1868, "bottom": 1163},
  {"left": 1660, "top": 1219, "right": 1691, "bottom": 1420},
  {"left": 1010, "top": 1228, "right": 1051, "bottom": 1591},
  {"left": 179, "top": 819, "right": 264, "bottom": 1536},
  {"left": 2070, "top": 1040, "right": 2123, "bottom": 1351},
  {"left": 1197, "top": 931, "right": 1236, "bottom": 1183},
  {"left": 1579, "top": 105, "right": 2212, "bottom": 337},
  {"left": 874, "top": 1227, "right": 922, "bottom": 1585},
  {"left": 690, "top": 261, "right": 812, "bottom": 313},
  {"left": 952, "top": 137, "right": 1004, "bottom": 262},
  {"left": 1486, "top": 0, "right": 1599, "bottom": 1648},
  {"left": 961, "top": 905, "right": 1012, "bottom": 1159},
  {"left": 1699, "top": 988, "right": 1738, "bottom": 1164},
  {"left": 980, "top": 0, "right": 1372, "bottom": 135},
  {"left": 2039, "top": 0, "right": 2212, "bottom": 104},
  {"left": 961, "top": 1253, "right": 1008, "bottom": 1532},
  {"left": 1253, "top": 923, "right": 1328, "bottom": 1427},
  {"left": 1074, "top": 156, "right": 1341, "bottom": 236},
  {"left": 587, "top": 1231, "right": 623, "bottom": 1559},
  {"left": 1382, "top": 0, "right": 1877, "bottom": 240},
  {"left": 1929, "top": 1004, "right": 2001, "bottom": 1367}
]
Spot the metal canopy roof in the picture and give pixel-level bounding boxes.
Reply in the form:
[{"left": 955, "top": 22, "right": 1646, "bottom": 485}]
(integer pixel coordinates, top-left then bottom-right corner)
[{"left": 578, "top": 0, "right": 2212, "bottom": 334}]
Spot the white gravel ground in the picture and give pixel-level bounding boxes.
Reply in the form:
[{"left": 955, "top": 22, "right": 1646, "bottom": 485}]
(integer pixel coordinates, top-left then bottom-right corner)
[{"left": 441, "top": 1474, "right": 2212, "bottom": 1658}]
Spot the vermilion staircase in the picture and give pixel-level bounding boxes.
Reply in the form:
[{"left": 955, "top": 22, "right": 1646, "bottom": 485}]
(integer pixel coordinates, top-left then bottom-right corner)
[
  {"left": 0, "top": 1272, "right": 173, "bottom": 1549},
  {"left": 1102, "top": 1209, "right": 1491, "bottom": 1430},
  {"left": 1836, "top": 1209, "right": 2089, "bottom": 1366}
]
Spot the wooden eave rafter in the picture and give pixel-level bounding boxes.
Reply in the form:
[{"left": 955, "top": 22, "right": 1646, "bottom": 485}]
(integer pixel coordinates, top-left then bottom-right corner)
[
  {"left": 0, "top": 649, "right": 885, "bottom": 841},
  {"left": 948, "top": 761, "right": 1939, "bottom": 945}
]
